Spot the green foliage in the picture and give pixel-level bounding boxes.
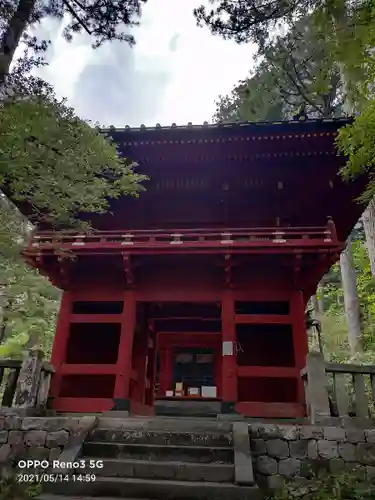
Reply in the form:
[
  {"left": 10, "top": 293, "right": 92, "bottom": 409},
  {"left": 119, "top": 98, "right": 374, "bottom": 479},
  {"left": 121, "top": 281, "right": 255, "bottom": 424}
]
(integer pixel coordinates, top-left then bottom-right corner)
[
  {"left": 319, "top": 234, "right": 375, "bottom": 364},
  {"left": 0, "top": 92, "right": 147, "bottom": 228},
  {"left": 0, "top": 473, "right": 42, "bottom": 499},
  {"left": 213, "top": 15, "right": 344, "bottom": 123},
  {"left": 214, "top": 62, "right": 284, "bottom": 122},
  {"left": 270, "top": 469, "right": 375, "bottom": 500},
  {"left": 337, "top": 94, "right": 375, "bottom": 202}
]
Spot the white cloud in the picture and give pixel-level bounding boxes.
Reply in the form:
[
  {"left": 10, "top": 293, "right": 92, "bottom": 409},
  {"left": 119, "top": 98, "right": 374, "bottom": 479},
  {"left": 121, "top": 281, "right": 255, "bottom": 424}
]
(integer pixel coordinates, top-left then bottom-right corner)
[{"left": 35, "top": 0, "right": 256, "bottom": 126}]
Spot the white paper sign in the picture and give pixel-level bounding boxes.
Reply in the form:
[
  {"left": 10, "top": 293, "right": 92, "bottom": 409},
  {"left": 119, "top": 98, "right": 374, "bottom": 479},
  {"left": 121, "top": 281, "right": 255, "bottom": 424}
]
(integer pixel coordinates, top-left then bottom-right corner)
[{"left": 222, "top": 341, "right": 233, "bottom": 356}]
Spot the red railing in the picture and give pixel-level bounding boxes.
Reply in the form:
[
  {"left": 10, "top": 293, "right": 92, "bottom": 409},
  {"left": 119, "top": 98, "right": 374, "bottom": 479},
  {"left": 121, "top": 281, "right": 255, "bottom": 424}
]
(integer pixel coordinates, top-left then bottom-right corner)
[{"left": 25, "top": 221, "right": 339, "bottom": 254}]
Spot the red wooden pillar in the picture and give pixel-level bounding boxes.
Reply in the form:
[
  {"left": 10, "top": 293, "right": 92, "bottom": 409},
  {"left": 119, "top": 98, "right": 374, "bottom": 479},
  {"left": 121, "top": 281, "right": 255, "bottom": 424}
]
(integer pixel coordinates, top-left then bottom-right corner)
[
  {"left": 113, "top": 291, "right": 136, "bottom": 411},
  {"left": 291, "top": 290, "right": 309, "bottom": 406},
  {"left": 221, "top": 291, "right": 238, "bottom": 413},
  {"left": 50, "top": 292, "right": 72, "bottom": 400}
]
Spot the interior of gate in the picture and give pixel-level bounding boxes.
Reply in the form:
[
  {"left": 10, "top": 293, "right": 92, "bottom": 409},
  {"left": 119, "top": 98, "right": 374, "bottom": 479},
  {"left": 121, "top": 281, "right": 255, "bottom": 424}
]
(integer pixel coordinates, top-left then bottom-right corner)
[{"left": 49, "top": 272, "right": 307, "bottom": 418}]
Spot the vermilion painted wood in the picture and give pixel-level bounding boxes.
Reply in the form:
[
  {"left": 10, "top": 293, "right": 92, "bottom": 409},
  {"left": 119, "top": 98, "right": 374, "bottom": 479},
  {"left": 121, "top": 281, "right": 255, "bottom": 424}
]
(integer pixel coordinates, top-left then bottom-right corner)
[
  {"left": 60, "top": 364, "right": 117, "bottom": 375},
  {"left": 235, "top": 402, "right": 305, "bottom": 418},
  {"left": 237, "top": 367, "right": 300, "bottom": 378},
  {"left": 290, "top": 291, "right": 309, "bottom": 405},
  {"left": 221, "top": 292, "right": 237, "bottom": 404},
  {"left": 50, "top": 292, "right": 72, "bottom": 400},
  {"left": 51, "top": 397, "right": 113, "bottom": 413},
  {"left": 114, "top": 291, "right": 136, "bottom": 401},
  {"left": 70, "top": 314, "right": 123, "bottom": 323},
  {"left": 234, "top": 314, "right": 292, "bottom": 325}
]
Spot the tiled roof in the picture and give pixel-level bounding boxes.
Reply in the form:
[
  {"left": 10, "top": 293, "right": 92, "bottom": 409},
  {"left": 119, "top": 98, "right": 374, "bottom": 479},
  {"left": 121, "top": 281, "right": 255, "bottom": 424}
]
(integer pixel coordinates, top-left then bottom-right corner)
[{"left": 101, "top": 117, "right": 351, "bottom": 133}]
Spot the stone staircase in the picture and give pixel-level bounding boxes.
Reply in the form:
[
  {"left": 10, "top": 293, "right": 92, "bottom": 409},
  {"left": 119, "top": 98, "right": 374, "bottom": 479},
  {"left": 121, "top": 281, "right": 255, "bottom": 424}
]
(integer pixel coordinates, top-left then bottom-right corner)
[{"left": 39, "top": 417, "right": 262, "bottom": 500}]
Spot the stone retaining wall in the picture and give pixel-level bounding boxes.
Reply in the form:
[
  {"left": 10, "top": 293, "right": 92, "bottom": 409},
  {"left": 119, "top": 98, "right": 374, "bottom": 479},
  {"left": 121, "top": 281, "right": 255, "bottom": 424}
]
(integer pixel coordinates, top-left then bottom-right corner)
[
  {"left": 0, "top": 415, "right": 87, "bottom": 467},
  {"left": 250, "top": 423, "right": 375, "bottom": 488}
]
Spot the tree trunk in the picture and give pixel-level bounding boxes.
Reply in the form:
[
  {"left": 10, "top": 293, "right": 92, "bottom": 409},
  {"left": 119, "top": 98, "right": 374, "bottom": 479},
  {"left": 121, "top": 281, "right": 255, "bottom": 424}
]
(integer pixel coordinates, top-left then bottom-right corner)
[
  {"left": 311, "top": 295, "right": 319, "bottom": 317},
  {"left": 363, "top": 198, "right": 375, "bottom": 278},
  {"left": 340, "top": 237, "right": 363, "bottom": 353},
  {"left": 0, "top": 286, "right": 7, "bottom": 343},
  {"left": 0, "top": 0, "right": 36, "bottom": 84},
  {"left": 316, "top": 283, "right": 324, "bottom": 315}
]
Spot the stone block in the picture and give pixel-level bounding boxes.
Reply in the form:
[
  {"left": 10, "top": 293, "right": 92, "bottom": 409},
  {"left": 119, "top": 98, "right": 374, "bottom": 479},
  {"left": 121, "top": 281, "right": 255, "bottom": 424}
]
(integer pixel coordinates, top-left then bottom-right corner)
[
  {"left": 0, "top": 431, "right": 8, "bottom": 444},
  {"left": 338, "top": 442, "right": 357, "bottom": 462},
  {"left": 289, "top": 440, "right": 309, "bottom": 459},
  {"left": 278, "top": 458, "right": 301, "bottom": 478},
  {"left": 21, "top": 417, "right": 66, "bottom": 432},
  {"left": 135, "top": 462, "right": 174, "bottom": 480},
  {"left": 277, "top": 425, "right": 300, "bottom": 441},
  {"left": 251, "top": 424, "right": 282, "bottom": 440},
  {"left": 266, "top": 474, "right": 285, "bottom": 489},
  {"left": 317, "top": 440, "right": 338, "bottom": 459},
  {"left": 299, "top": 426, "right": 323, "bottom": 440},
  {"left": 365, "top": 429, "right": 375, "bottom": 443},
  {"left": 24, "top": 430, "right": 47, "bottom": 447},
  {"left": 266, "top": 439, "right": 289, "bottom": 459},
  {"left": 63, "top": 417, "right": 89, "bottom": 434},
  {"left": 346, "top": 428, "right": 365, "bottom": 443},
  {"left": 46, "top": 430, "right": 69, "bottom": 447},
  {"left": 27, "top": 446, "right": 49, "bottom": 461},
  {"left": 366, "top": 466, "right": 375, "bottom": 480},
  {"left": 8, "top": 431, "right": 23, "bottom": 445},
  {"left": 9, "top": 442, "right": 26, "bottom": 462},
  {"left": 233, "top": 421, "right": 254, "bottom": 485},
  {"left": 323, "top": 426, "right": 346, "bottom": 441},
  {"left": 4, "top": 415, "right": 21, "bottom": 430},
  {"left": 49, "top": 447, "right": 61, "bottom": 462},
  {"left": 256, "top": 455, "right": 278, "bottom": 475},
  {"left": 357, "top": 443, "right": 375, "bottom": 465},
  {"left": 307, "top": 440, "right": 318, "bottom": 459},
  {"left": 0, "top": 444, "right": 11, "bottom": 463},
  {"left": 251, "top": 439, "right": 266, "bottom": 456}
]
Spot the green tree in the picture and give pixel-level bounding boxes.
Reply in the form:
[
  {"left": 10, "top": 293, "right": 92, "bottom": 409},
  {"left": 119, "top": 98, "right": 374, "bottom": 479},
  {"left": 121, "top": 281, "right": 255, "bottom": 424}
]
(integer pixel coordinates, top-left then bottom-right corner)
[
  {"left": 0, "top": 0, "right": 147, "bottom": 83},
  {"left": 214, "top": 17, "right": 344, "bottom": 122},
  {"left": 214, "top": 61, "right": 284, "bottom": 122},
  {"left": 0, "top": 77, "right": 147, "bottom": 228},
  {"left": 0, "top": 73, "right": 147, "bottom": 358}
]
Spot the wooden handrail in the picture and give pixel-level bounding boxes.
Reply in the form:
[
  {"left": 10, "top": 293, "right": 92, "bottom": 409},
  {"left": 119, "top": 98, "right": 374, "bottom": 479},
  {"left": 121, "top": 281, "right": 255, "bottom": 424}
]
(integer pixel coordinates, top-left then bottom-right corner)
[
  {"left": 26, "top": 223, "right": 339, "bottom": 251},
  {"left": 0, "top": 355, "right": 54, "bottom": 412},
  {"left": 302, "top": 353, "right": 375, "bottom": 423}
]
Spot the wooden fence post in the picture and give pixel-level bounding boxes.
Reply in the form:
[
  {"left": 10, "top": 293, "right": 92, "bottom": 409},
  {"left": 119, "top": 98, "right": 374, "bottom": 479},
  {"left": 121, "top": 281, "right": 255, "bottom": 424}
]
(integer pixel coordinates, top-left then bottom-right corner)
[
  {"left": 305, "top": 351, "right": 331, "bottom": 424},
  {"left": 15, "top": 349, "right": 44, "bottom": 408}
]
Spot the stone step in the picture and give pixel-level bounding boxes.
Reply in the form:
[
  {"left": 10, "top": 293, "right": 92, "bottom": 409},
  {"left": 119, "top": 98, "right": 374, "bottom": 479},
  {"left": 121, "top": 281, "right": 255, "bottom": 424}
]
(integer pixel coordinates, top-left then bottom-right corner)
[
  {"left": 97, "top": 416, "right": 232, "bottom": 434},
  {"left": 83, "top": 457, "right": 234, "bottom": 482},
  {"left": 155, "top": 400, "right": 221, "bottom": 418},
  {"left": 90, "top": 428, "right": 232, "bottom": 447},
  {"left": 39, "top": 496, "right": 151, "bottom": 500},
  {"left": 82, "top": 441, "right": 234, "bottom": 463},
  {"left": 42, "top": 476, "right": 263, "bottom": 500}
]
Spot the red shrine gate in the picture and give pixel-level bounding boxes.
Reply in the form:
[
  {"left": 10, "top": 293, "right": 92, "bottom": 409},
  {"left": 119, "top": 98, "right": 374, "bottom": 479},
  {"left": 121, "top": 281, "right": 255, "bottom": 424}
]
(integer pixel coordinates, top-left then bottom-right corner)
[{"left": 21, "top": 119, "right": 365, "bottom": 418}]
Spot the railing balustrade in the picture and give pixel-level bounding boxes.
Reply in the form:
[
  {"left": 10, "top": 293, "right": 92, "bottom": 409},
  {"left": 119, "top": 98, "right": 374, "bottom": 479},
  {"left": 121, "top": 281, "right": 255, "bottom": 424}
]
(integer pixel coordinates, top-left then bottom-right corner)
[
  {"left": 0, "top": 353, "right": 54, "bottom": 414},
  {"left": 25, "top": 222, "right": 338, "bottom": 253},
  {"left": 301, "top": 352, "right": 375, "bottom": 424}
]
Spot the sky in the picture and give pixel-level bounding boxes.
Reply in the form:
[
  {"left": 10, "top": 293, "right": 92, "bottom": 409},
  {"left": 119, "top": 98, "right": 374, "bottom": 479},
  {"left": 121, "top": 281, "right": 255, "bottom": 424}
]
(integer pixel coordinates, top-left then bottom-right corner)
[{"left": 33, "top": 0, "right": 256, "bottom": 127}]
